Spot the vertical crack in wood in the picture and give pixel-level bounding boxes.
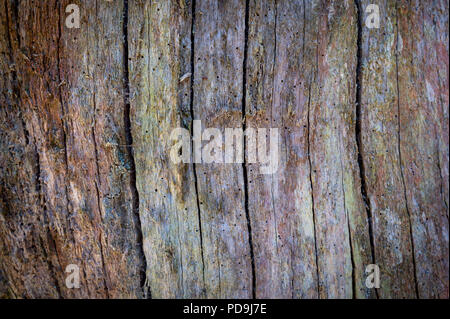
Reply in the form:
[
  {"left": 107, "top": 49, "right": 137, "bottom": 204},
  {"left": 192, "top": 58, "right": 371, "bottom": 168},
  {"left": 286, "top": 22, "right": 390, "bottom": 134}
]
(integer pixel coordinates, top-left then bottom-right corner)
[
  {"left": 339, "top": 129, "right": 355, "bottom": 298},
  {"left": 122, "top": 0, "right": 149, "bottom": 299},
  {"left": 271, "top": 0, "right": 279, "bottom": 256},
  {"left": 434, "top": 71, "right": 449, "bottom": 218},
  {"left": 241, "top": 0, "right": 256, "bottom": 299},
  {"left": 306, "top": 4, "right": 320, "bottom": 296},
  {"left": 354, "top": 1, "right": 378, "bottom": 298},
  {"left": 432, "top": 11, "right": 449, "bottom": 215},
  {"left": 91, "top": 110, "right": 103, "bottom": 225},
  {"left": 189, "top": 0, "right": 206, "bottom": 298},
  {"left": 431, "top": 11, "right": 449, "bottom": 217},
  {"left": 307, "top": 76, "right": 320, "bottom": 298},
  {"left": 300, "top": 0, "right": 320, "bottom": 298},
  {"left": 394, "top": 2, "right": 419, "bottom": 299},
  {"left": 267, "top": 1, "right": 279, "bottom": 288},
  {"left": 347, "top": 209, "right": 356, "bottom": 298},
  {"left": 435, "top": 136, "right": 448, "bottom": 218}
]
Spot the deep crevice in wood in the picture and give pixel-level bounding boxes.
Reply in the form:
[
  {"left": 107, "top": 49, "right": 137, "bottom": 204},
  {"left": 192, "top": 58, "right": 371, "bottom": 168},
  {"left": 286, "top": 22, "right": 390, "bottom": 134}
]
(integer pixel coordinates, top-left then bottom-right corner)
[
  {"left": 241, "top": 0, "right": 256, "bottom": 299},
  {"left": 347, "top": 210, "right": 356, "bottom": 298},
  {"left": 307, "top": 4, "right": 320, "bottom": 297},
  {"left": 122, "top": 0, "right": 149, "bottom": 299},
  {"left": 436, "top": 137, "right": 449, "bottom": 218},
  {"left": 307, "top": 78, "right": 320, "bottom": 298},
  {"left": 189, "top": 0, "right": 207, "bottom": 298},
  {"left": 354, "top": 1, "right": 378, "bottom": 299},
  {"left": 434, "top": 72, "right": 449, "bottom": 218}
]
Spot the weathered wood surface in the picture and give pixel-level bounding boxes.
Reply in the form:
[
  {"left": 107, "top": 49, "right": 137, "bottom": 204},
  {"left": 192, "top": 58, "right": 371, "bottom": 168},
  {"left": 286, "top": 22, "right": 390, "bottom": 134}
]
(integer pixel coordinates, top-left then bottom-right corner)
[
  {"left": 0, "top": 0, "right": 448, "bottom": 299},
  {"left": 0, "top": 0, "right": 144, "bottom": 298}
]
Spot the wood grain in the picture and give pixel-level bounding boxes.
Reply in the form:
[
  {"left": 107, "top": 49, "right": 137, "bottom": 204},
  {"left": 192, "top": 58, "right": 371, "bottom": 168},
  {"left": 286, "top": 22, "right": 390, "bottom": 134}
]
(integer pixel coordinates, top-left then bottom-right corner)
[{"left": 0, "top": 0, "right": 448, "bottom": 299}]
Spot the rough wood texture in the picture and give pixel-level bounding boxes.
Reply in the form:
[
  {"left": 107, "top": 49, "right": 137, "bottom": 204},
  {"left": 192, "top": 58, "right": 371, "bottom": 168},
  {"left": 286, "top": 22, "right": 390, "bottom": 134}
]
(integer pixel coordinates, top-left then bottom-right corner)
[
  {"left": 359, "top": 0, "right": 449, "bottom": 298},
  {"left": 1, "top": 0, "right": 144, "bottom": 298},
  {"left": 0, "top": 0, "right": 448, "bottom": 299},
  {"left": 128, "top": 0, "right": 204, "bottom": 298}
]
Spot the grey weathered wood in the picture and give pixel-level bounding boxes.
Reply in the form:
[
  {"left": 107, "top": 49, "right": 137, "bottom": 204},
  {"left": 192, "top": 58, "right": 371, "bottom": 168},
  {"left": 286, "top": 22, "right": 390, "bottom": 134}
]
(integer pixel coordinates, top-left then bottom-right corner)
[
  {"left": 358, "top": 0, "right": 417, "bottom": 298},
  {"left": 306, "top": 0, "right": 374, "bottom": 298},
  {"left": 245, "top": 0, "right": 320, "bottom": 298},
  {"left": 127, "top": 0, "right": 204, "bottom": 298},
  {"left": 192, "top": 0, "right": 253, "bottom": 298},
  {"left": 396, "top": 0, "right": 449, "bottom": 298}
]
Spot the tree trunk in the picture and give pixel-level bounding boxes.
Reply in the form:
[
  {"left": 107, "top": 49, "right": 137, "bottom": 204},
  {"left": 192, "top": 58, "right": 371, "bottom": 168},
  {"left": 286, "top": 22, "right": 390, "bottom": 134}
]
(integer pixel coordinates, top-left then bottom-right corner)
[{"left": 0, "top": 0, "right": 448, "bottom": 299}]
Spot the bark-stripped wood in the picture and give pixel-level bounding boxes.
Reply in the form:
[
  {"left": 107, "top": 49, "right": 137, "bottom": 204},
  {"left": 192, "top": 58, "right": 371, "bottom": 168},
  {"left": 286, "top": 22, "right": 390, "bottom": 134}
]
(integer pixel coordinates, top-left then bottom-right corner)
[
  {"left": 358, "top": 0, "right": 417, "bottom": 298},
  {"left": 245, "top": 0, "right": 321, "bottom": 298},
  {"left": 127, "top": 0, "right": 204, "bottom": 298},
  {"left": 307, "top": 0, "right": 375, "bottom": 298},
  {"left": 396, "top": 0, "right": 449, "bottom": 298},
  {"left": 192, "top": 0, "right": 253, "bottom": 298},
  {"left": 359, "top": 0, "right": 449, "bottom": 298},
  {"left": 1, "top": 0, "right": 144, "bottom": 298},
  {"left": 0, "top": 0, "right": 448, "bottom": 299}
]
